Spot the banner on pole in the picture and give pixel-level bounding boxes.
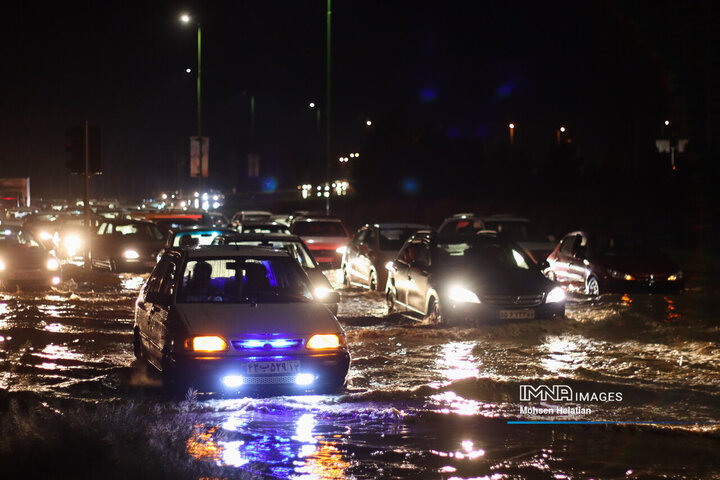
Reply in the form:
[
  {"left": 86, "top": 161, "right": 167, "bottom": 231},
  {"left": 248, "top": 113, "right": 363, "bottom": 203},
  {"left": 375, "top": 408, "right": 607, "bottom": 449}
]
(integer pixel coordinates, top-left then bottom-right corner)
[{"left": 190, "top": 136, "right": 209, "bottom": 178}]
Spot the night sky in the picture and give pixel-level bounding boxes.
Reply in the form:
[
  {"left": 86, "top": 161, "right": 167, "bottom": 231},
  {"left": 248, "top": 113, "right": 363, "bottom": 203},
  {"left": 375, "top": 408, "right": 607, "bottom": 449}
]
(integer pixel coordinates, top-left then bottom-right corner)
[{"left": 0, "top": 1, "right": 712, "bottom": 201}]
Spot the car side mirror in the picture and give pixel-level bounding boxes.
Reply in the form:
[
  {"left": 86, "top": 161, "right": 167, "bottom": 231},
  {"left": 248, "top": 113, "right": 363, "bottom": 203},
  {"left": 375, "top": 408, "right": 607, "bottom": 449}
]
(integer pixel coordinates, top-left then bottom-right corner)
[
  {"left": 145, "top": 291, "right": 171, "bottom": 306},
  {"left": 320, "top": 291, "right": 340, "bottom": 305}
]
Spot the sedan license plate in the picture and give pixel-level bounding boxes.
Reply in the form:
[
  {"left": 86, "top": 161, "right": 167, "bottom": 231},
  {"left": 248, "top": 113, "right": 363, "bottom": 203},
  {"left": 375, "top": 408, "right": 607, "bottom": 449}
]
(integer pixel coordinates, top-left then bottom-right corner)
[
  {"left": 246, "top": 360, "right": 300, "bottom": 375},
  {"left": 498, "top": 309, "right": 535, "bottom": 320}
]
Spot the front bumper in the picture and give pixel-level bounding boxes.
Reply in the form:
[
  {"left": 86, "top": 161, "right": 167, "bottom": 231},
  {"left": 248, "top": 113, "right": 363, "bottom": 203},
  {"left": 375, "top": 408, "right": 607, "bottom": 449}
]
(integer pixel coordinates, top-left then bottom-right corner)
[
  {"left": 446, "top": 300, "right": 565, "bottom": 325},
  {"left": 0, "top": 270, "right": 60, "bottom": 288},
  {"left": 167, "top": 350, "right": 351, "bottom": 392}
]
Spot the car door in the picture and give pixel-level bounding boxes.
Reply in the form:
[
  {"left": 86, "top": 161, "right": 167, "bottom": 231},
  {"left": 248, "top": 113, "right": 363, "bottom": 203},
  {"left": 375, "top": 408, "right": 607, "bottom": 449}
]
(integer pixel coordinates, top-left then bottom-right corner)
[
  {"left": 142, "top": 257, "right": 171, "bottom": 366},
  {"left": 357, "top": 227, "right": 377, "bottom": 286},
  {"left": 406, "top": 241, "right": 431, "bottom": 313},
  {"left": 347, "top": 228, "right": 368, "bottom": 284},
  {"left": 551, "top": 234, "right": 579, "bottom": 286},
  {"left": 566, "top": 234, "right": 590, "bottom": 290},
  {"left": 150, "top": 259, "right": 177, "bottom": 366},
  {"left": 137, "top": 258, "right": 166, "bottom": 363},
  {"left": 391, "top": 243, "right": 415, "bottom": 309}
]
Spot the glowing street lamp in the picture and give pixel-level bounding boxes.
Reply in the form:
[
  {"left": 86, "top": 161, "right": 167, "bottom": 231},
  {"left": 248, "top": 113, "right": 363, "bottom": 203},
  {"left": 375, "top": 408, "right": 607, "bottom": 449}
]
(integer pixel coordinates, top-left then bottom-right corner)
[
  {"left": 557, "top": 126, "right": 566, "bottom": 144},
  {"left": 180, "top": 13, "right": 204, "bottom": 181}
]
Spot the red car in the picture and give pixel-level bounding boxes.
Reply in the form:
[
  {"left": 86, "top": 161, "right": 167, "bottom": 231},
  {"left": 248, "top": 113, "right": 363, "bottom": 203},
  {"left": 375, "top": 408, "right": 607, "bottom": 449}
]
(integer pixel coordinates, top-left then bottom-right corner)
[
  {"left": 290, "top": 217, "right": 350, "bottom": 268},
  {"left": 545, "top": 231, "right": 684, "bottom": 296}
]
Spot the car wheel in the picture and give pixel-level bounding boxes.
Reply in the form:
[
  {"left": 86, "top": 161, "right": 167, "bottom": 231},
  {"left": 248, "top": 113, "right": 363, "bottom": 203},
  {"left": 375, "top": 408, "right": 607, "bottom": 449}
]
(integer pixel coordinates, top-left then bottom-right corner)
[
  {"left": 368, "top": 270, "right": 377, "bottom": 291},
  {"left": 342, "top": 265, "right": 351, "bottom": 288},
  {"left": 386, "top": 287, "right": 397, "bottom": 313},
  {"left": 133, "top": 328, "right": 145, "bottom": 361},
  {"left": 425, "top": 297, "right": 446, "bottom": 327},
  {"left": 585, "top": 275, "right": 600, "bottom": 296}
]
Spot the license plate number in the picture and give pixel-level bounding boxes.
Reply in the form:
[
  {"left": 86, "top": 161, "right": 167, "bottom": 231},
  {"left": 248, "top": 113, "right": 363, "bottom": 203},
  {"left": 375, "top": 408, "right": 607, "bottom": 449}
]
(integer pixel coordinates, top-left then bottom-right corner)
[
  {"left": 499, "top": 309, "right": 535, "bottom": 320},
  {"left": 246, "top": 361, "right": 300, "bottom": 374}
]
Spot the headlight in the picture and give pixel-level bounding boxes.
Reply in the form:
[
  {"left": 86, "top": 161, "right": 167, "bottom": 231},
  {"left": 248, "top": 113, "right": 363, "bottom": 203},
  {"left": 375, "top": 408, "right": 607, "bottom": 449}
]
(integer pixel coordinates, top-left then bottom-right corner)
[
  {"left": 448, "top": 285, "right": 481, "bottom": 304},
  {"left": 123, "top": 249, "right": 140, "bottom": 259},
  {"left": 0, "top": 259, "right": 4, "bottom": 271},
  {"left": 314, "top": 286, "right": 331, "bottom": 299},
  {"left": 187, "top": 336, "right": 227, "bottom": 352},
  {"left": 335, "top": 246, "right": 347, "bottom": 254},
  {"left": 668, "top": 271, "right": 683, "bottom": 281},
  {"left": 46, "top": 258, "right": 60, "bottom": 270},
  {"left": 546, "top": 286, "right": 566, "bottom": 303},
  {"left": 63, "top": 235, "right": 82, "bottom": 252},
  {"left": 307, "top": 334, "right": 343, "bottom": 350}
]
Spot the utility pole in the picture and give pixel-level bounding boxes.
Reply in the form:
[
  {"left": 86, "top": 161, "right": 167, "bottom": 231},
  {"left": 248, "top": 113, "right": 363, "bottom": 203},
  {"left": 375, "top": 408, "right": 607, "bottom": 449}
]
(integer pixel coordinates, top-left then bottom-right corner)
[
  {"left": 83, "top": 121, "right": 91, "bottom": 269},
  {"left": 325, "top": 0, "right": 332, "bottom": 214}
]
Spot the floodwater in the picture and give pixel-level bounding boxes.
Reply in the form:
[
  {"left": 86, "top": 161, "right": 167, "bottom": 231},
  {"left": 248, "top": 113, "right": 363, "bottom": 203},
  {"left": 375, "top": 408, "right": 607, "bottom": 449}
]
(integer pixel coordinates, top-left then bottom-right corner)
[{"left": 1, "top": 269, "right": 720, "bottom": 478}]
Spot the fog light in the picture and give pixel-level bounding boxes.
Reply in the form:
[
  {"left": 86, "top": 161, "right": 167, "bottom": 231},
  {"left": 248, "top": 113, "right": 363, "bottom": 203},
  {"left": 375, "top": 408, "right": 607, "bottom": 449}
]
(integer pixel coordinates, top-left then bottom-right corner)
[
  {"left": 51, "top": 276, "right": 61, "bottom": 286},
  {"left": 223, "top": 375, "right": 244, "bottom": 388},
  {"left": 295, "top": 373, "right": 315, "bottom": 386}
]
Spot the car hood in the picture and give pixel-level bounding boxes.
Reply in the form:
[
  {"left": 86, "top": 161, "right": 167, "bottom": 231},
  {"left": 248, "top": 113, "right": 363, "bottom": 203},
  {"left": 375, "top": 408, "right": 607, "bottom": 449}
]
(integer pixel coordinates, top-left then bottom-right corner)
[
  {"left": 0, "top": 245, "right": 49, "bottom": 266},
  {"left": 435, "top": 265, "right": 554, "bottom": 296},
  {"left": 175, "top": 302, "right": 342, "bottom": 337},
  {"left": 93, "top": 237, "right": 163, "bottom": 253},
  {"left": 596, "top": 255, "right": 679, "bottom": 275},
  {"left": 517, "top": 241, "right": 556, "bottom": 261}
]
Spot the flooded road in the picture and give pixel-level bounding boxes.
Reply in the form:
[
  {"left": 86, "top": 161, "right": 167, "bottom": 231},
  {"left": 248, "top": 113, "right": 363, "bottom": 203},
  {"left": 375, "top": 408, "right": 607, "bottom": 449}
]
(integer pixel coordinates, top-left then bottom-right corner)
[{"left": 1, "top": 269, "right": 720, "bottom": 478}]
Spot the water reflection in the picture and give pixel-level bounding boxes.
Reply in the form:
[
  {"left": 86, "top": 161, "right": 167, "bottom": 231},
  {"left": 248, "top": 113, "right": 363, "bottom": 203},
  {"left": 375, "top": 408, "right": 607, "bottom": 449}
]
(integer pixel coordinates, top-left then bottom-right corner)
[
  {"left": 540, "top": 336, "right": 588, "bottom": 375},
  {"left": 664, "top": 296, "right": 680, "bottom": 322},
  {"left": 434, "top": 342, "right": 480, "bottom": 384},
  {"left": 187, "top": 409, "right": 350, "bottom": 479}
]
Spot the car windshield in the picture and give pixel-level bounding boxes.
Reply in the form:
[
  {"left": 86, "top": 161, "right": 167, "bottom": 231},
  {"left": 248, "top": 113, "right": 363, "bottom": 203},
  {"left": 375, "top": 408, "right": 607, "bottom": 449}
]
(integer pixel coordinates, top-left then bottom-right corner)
[
  {"left": 379, "top": 228, "right": 420, "bottom": 251},
  {"left": 240, "top": 223, "right": 290, "bottom": 234},
  {"left": 113, "top": 223, "right": 164, "bottom": 240},
  {"left": 0, "top": 230, "right": 40, "bottom": 248},
  {"left": 591, "top": 235, "right": 662, "bottom": 257},
  {"left": 224, "top": 241, "right": 317, "bottom": 269},
  {"left": 177, "top": 256, "right": 314, "bottom": 303},
  {"left": 171, "top": 231, "right": 224, "bottom": 247},
  {"left": 291, "top": 221, "right": 347, "bottom": 237},
  {"left": 483, "top": 220, "right": 550, "bottom": 243},
  {"left": 435, "top": 241, "right": 532, "bottom": 270}
]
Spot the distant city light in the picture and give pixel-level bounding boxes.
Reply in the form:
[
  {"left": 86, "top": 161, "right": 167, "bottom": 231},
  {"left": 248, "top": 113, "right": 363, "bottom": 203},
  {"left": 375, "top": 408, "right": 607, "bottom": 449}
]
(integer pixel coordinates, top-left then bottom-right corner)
[
  {"left": 664, "top": 120, "right": 670, "bottom": 126},
  {"left": 309, "top": 102, "right": 315, "bottom": 108},
  {"left": 560, "top": 126, "right": 566, "bottom": 133},
  {"left": 180, "top": 14, "right": 191, "bottom": 23},
  {"left": 509, "top": 123, "right": 515, "bottom": 129},
  {"left": 186, "top": 68, "right": 191, "bottom": 73},
  {"left": 366, "top": 120, "right": 372, "bottom": 126}
]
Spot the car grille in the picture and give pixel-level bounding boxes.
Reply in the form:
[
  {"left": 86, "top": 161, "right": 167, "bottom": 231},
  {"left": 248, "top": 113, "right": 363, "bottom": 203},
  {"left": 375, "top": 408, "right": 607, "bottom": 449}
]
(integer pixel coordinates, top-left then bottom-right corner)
[
  {"left": 242, "top": 375, "right": 296, "bottom": 385},
  {"left": 231, "top": 339, "right": 303, "bottom": 351},
  {"left": 482, "top": 294, "right": 544, "bottom": 307}
]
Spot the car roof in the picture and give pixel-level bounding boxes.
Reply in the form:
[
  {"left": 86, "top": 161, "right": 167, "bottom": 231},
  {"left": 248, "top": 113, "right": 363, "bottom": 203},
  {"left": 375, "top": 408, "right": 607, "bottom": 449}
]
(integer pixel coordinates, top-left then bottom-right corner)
[
  {"left": 293, "top": 217, "right": 343, "bottom": 223},
  {"left": 369, "top": 223, "right": 431, "bottom": 229},
  {"left": 169, "top": 226, "right": 236, "bottom": 235},
  {"left": 220, "top": 232, "right": 303, "bottom": 242},
  {"left": 182, "top": 245, "right": 292, "bottom": 259}
]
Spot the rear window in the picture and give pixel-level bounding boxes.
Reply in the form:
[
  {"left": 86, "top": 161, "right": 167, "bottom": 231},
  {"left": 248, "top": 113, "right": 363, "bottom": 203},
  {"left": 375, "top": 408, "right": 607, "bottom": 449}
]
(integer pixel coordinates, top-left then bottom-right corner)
[{"left": 291, "top": 221, "right": 348, "bottom": 237}]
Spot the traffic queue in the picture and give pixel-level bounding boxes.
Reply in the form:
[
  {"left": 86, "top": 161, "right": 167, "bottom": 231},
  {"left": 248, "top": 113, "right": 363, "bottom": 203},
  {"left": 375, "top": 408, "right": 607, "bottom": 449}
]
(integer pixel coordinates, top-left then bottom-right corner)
[{"left": 0, "top": 204, "right": 685, "bottom": 395}]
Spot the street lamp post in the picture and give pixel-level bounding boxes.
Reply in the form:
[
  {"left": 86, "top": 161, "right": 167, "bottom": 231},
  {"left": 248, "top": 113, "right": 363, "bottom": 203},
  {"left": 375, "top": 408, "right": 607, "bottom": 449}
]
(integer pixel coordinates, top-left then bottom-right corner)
[
  {"left": 509, "top": 123, "right": 515, "bottom": 145},
  {"left": 181, "top": 13, "right": 203, "bottom": 190}
]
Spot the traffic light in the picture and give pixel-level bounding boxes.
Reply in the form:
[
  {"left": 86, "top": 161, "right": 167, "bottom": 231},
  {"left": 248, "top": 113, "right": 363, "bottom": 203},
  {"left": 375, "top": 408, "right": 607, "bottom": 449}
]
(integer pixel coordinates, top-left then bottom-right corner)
[{"left": 65, "top": 125, "right": 101, "bottom": 174}]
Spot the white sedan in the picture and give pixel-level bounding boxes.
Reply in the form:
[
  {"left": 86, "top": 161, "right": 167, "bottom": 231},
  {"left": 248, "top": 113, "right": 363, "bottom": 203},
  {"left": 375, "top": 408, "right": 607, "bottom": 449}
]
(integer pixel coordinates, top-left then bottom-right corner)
[{"left": 133, "top": 245, "right": 350, "bottom": 394}]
